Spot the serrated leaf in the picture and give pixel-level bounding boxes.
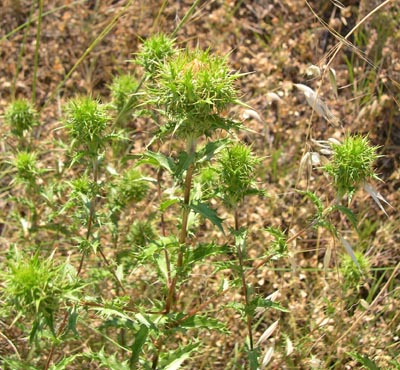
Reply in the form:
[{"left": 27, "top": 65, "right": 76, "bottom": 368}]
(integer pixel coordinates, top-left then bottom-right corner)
[
  {"left": 179, "top": 315, "right": 229, "bottom": 334},
  {"left": 299, "top": 190, "right": 324, "bottom": 215},
  {"left": 49, "top": 354, "right": 81, "bottom": 370},
  {"left": 129, "top": 324, "right": 149, "bottom": 368},
  {"left": 185, "top": 243, "right": 230, "bottom": 266},
  {"left": 197, "top": 139, "right": 228, "bottom": 163},
  {"left": 189, "top": 201, "right": 224, "bottom": 233},
  {"left": 136, "top": 151, "right": 176, "bottom": 173},
  {"left": 91, "top": 348, "right": 130, "bottom": 370},
  {"left": 332, "top": 205, "right": 358, "bottom": 231},
  {"left": 174, "top": 151, "right": 195, "bottom": 179},
  {"left": 348, "top": 352, "right": 381, "bottom": 370},
  {"left": 160, "top": 198, "right": 180, "bottom": 212},
  {"left": 163, "top": 343, "right": 201, "bottom": 370}
]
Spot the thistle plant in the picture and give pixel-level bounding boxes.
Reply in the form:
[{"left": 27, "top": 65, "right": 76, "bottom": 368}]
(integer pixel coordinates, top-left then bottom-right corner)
[
  {"left": 5, "top": 99, "right": 37, "bottom": 138},
  {"left": 127, "top": 219, "right": 157, "bottom": 247},
  {"left": 340, "top": 251, "right": 371, "bottom": 291},
  {"left": 65, "top": 96, "right": 111, "bottom": 160},
  {"left": 153, "top": 48, "right": 240, "bottom": 139},
  {"left": 217, "top": 143, "right": 262, "bottom": 363},
  {"left": 136, "top": 33, "right": 176, "bottom": 79},
  {"left": 0, "top": 247, "right": 81, "bottom": 341},
  {"left": 12, "top": 150, "right": 41, "bottom": 188},
  {"left": 141, "top": 41, "right": 241, "bottom": 313},
  {"left": 218, "top": 143, "right": 261, "bottom": 212},
  {"left": 323, "top": 135, "right": 380, "bottom": 201},
  {"left": 130, "top": 34, "right": 245, "bottom": 367},
  {"left": 109, "top": 73, "right": 140, "bottom": 127}
]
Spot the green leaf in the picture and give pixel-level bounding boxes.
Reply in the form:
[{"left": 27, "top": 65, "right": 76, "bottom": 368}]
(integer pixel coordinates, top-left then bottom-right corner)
[
  {"left": 185, "top": 243, "right": 230, "bottom": 266},
  {"left": 129, "top": 324, "right": 149, "bottom": 368},
  {"left": 179, "top": 315, "right": 229, "bottom": 334},
  {"left": 332, "top": 204, "right": 359, "bottom": 232},
  {"left": 247, "top": 348, "right": 260, "bottom": 370},
  {"left": 136, "top": 151, "right": 176, "bottom": 173},
  {"left": 66, "top": 305, "right": 79, "bottom": 337},
  {"left": 299, "top": 190, "right": 324, "bottom": 215},
  {"left": 160, "top": 198, "right": 180, "bottom": 212},
  {"left": 189, "top": 201, "right": 224, "bottom": 233},
  {"left": 91, "top": 348, "right": 130, "bottom": 370},
  {"left": 196, "top": 138, "right": 228, "bottom": 163},
  {"left": 49, "top": 354, "right": 81, "bottom": 370},
  {"left": 348, "top": 352, "right": 381, "bottom": 370},
  {"left": 162, "top": 342, "right": 201, "bottom": 370},
  {"left": 174, "top": 151, "right": 195, "bottom": 179},
  {"left": 246, "top": 296, "right": 289, "bottom": 316}
]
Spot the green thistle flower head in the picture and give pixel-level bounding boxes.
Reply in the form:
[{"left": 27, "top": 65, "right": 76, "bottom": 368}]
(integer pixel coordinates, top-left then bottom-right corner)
[
  {"left": 109, "top": 73, "right": 139, "bottom": 113},
  {"left": 154, "top": 48, "right": 240, "bottom": 138},
  {"left": 323, "top": 135, "right": 380, "bottom": 199},
  {"left": 340, "top": 251, "right": 371, "bottom": 290},
  {"left": 136, "top": 33, "right": 176, "bottom": 78},
  {"left": 218, "top": 143, "right": 260, "bottom": 208},
  {"left": 65, "top": 96, "right": 110, "bottom": 154},
  {"left": 128, "top": 220, "right": 156, "bottom": 247},
  {"left": 5, "top": 99, "right": 38, "bottom": 137},
  {"left": 110, "top": 168, "right": 149, "bottom": 211},
  {"left": 1, "top": 248, "right": 81, "bottom": 339},
  {"left": 13, "top": 151, "right": 40, "bottom": 185}
]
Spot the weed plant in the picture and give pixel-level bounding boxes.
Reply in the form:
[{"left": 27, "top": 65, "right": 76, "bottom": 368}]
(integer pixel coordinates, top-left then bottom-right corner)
[{"left": 0, "top": 9, "right": 396, "bottom": 368}]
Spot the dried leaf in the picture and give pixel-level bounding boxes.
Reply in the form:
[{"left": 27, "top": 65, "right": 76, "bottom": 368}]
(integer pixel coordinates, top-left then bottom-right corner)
[
  {"left": 294, "top": 84, "right": 340, "bottom": 126},
  {"left": 363, "top": 182, "right": 392, "bottom": 217},
  {"left": 286, "top": 336, "right": 294, "bottom": 356},
  {"left": 242, "top": 109, "right": 262, "bottom": 122},
  {"left": 339, "top": 235, "right": 360, "bottom": 269},
  {"left": 328, "top": 68, "right": 338, "bottom": 99},
  {"left": 256, "top": 320, "right": 279, "bottom": 346},
  {"left": 323, "top": 245, "right": 332, "bottom": 272},
  {"left": 261, "top": 347, "right": 274, "bottom": 369}
]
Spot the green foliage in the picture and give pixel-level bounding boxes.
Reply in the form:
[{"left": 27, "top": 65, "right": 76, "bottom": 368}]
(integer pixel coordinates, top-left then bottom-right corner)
[
  {"left": 1, "top": 247, "right": 81, "bottom": 340},
  {"left": 150, "top": 48, "right": 241, "bottom": 138},
  {"left": 12, "top": 151, "right": 41, "bottom": 186},
  {"left": 5, "top": 99, "right": 37, "bottom": 137},
  {"left": 264, "top": 226, "right": 288, "bottom": 257},
  {"left": 65, "top": 96, "right": 111, "bottom": 156},
  {"left": 127, "top": 220, "right": 157, "bottom": 246},
  {"left": 136, "top": 33, "right": 177, "bottom": 78},
  {"left": 109, "top": 168, "right": 149, "bottom": 211},
  {"left": 218, "top": 143, "right": 261, "bottom": 208},
  {"left": 340, "top": 251, "right": 371, "bottom": 290},
  {"left": 109, "top": 74, "right": 139, "bottom": 113},
  {"left": 348, "top": 352, "right": 381, "bottom": 370},
  {"left": 323, "top": 135, "right": 380, "bottom": 199},
  {"left": 1, "top": 24, "right": 395, "bottom": 370},
  {"left": 109, "top": 73, "right": 140, "bottom": 127}
]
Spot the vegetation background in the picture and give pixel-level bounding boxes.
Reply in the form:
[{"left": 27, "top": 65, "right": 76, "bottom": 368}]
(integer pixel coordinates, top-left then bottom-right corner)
[{"left": 0, "top": 0, "right": 399, "bottom": 369}]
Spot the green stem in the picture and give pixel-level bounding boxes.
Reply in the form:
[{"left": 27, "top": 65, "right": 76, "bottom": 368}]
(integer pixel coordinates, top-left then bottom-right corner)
[
  {"left": 157, "top": 168, "right": 171, "bottom": 288},
  {"left": 234, "top": 207, "right": 254, "bottom": 352},
  {"left": 165, "top": 136, "right": 197, "bottom": 313}
]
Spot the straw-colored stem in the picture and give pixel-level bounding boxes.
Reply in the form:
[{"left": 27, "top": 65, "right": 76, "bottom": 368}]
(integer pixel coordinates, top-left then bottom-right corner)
[{"left": 32, "top": 0, "right": 43, "bottom": 103}]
